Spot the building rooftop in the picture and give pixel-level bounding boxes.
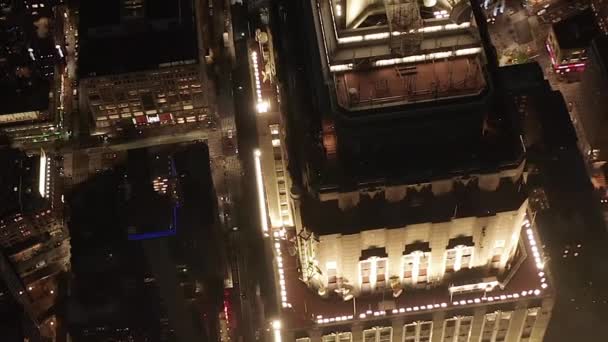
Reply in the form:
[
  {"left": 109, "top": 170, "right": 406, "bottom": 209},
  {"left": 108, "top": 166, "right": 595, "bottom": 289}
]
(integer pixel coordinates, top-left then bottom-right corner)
[
  {"left": 314, "top": 0, "right": 485, "bottom": 111},
  {"left": 334, "top": 56, "right": 485, "bottom": 110},
  {"left": 0, "top": 147, "right": 46, "bottom": 218},
  {"left": 552, "top": 8, "right": 598, "bottom": 50},
  {"left": 0, "top": 4, "right": 52, "bottom": 117},
  {"left": 276, "top": 221, "right": 551, "bottom": 332},
  {"left": 78, "top": 0, "right": 198, "bottom": 77}
]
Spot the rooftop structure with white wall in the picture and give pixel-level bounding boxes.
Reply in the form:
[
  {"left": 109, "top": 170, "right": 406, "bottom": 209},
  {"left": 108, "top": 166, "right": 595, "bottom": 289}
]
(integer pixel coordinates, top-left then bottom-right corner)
[{"left": 313, "top": 0, "right": 486, "bottom": 111}]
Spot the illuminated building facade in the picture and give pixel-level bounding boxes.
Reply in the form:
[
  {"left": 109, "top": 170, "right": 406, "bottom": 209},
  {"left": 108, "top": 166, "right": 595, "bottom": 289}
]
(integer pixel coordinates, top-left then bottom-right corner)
[
  {"left": 78, "top": 0, "right": 210, "bottom": 135},
  {"left": 262, "top": 1, "right": 556, "bottom": 341}
]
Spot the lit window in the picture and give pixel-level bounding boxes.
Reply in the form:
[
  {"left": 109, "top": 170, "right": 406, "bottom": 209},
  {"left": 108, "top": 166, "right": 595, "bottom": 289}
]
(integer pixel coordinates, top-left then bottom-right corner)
[
  {"left": 520, "top": 308, "right": 539, "bottom": 341},
  {"left": 444, "top": 246, "right": 474, "bottom": 273},
  {"left": 403, "top": 321, "right": 433, "bottom": 342},
  {"left": 326, "top": 261, "right": 338, "bottom": 290},
  {"left": 363, "top": 327, "right": 391, "bottom": 342},
  {"left": 490, "top": 240, "right": 505, "bottom": 269},
  {"left": 322, "top": 332, "right": 352, "bottom": 342},
  {"left": 442, "top": 316, "right": 472, "bottom": 342},
  {"left": 480, "top": 311, "right": 512, "bottom": 342},
  {"left": 402, "top": 251, "right": 431, "bottom": 285},
  {"left": 359, "top": 258, "right": 387, "bottom": 291}
]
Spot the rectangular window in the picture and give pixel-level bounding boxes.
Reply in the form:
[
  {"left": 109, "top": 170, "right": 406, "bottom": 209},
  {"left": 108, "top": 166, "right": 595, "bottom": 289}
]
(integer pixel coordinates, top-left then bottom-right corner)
[
  {"left": 445, "top": 247, "right": 474, "bottom": 273},
  {"left": 520, "top": 308, "right": 539, "bottom": 341},
  {"left": 418, "top": 253, "right": 429, "bottom": 283},
  {"left": 445, "top": 250, "right": 457, "bottom": 273},
  {"left": 460, "top": 247, "right": 473, "bottom": 270},
  {"left": 495, "top": 312, "right": 511, "bottom": 342},
  {"left": 480, "top": 311, "right": 512, "bottom": 342},
  {"left": 491, "top": 240, "right": 505, "bottom": 268},
  {"left": 360, "top": 260, "right": 372, "bottom": 291},
  {"left": 442, "top": 316, "right": 472, "bottom": 342},
  {"left": 338, "top": 333, "right": 352, "bottom": 342},
  {"left": 403, "top": 322, "right": 433, "bottom": 342},
  {"left": 402, "top": 252, "right": 431, "bottom": 285},
  {"left": 480, "top": 313, "right": 496, "bottom": 342},
  {"left": 359, "top": 258, "right": 387, "bottom": 291},
  {"left": 327, "top": 262, "right": 338, "bottom": 290},
  {"left": 363, "top": 327, "right": 392, "bottom": 342},
  {"left": 442, "top": 318, "right": 457, "bottom": 342},
  {"left": 376, "top": 259, "right": 387, "bottom": 289}
]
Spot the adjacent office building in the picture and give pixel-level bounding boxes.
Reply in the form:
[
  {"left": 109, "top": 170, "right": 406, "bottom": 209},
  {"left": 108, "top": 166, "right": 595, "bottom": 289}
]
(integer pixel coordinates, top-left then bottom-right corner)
[
  {"left": 78, "top": 0, "right": 211, "bottom": 135},
  {"left": 267, "top": 1, "right": 555, "bottom": 341}
]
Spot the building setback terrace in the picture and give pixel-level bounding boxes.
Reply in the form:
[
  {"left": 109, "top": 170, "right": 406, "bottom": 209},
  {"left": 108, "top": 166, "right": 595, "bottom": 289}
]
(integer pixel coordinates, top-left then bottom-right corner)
[
  {"left": 334, "top": 56, "right": 485, "bottom": 109},
  {"left": 274, "top": 215, "right": 550, "bottom": 332}
]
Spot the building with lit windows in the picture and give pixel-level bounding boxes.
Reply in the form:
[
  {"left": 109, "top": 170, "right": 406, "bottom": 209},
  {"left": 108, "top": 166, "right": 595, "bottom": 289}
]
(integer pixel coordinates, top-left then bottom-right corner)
[
  {"left": 78, "top": 0, "right": 211, "bottom": 135},
  {"left": 0, "top": 145, "right": 68, "bottom": 341},
  {"left": 263, "top": 0, "right": 556, "bottom": 341}
]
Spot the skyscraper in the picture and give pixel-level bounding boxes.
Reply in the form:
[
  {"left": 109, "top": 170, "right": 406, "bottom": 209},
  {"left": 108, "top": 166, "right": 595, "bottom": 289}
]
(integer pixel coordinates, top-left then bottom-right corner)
[{"left": 262, "top": 1, "right": 556, "bottom": 341}]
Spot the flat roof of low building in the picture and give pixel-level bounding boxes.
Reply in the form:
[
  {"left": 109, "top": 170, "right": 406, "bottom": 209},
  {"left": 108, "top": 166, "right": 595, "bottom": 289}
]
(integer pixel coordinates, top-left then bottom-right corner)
[
  {"left": 0, "top": 75, "right": 50, "bottom": 117},
  {"left": 78, "top": 0, "right": 198, "bottom": 77},
  {"left": 552, "top": 8, "right": 597, "bottom": 50},
  {"left": 0, "top": 5, "right": 51, "bottom": 116}
]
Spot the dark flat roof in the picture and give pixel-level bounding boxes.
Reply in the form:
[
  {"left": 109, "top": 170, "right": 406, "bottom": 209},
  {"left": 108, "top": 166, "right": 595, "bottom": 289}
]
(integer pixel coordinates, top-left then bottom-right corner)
[
  {"left": 78, "top": 0, "right": 198, "bottom": 77},
  {"left": 0, "top": 75, "right": 50, "bottom": 115},
  {"left": 552, "top": 9, "right": 597, "bottom": 50},
  {"left": 0, "top": 148, "right": 45, "bottom": 218}
]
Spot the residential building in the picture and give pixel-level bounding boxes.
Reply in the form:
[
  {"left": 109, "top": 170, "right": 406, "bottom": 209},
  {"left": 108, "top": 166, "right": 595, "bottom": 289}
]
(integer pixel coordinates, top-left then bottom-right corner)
[
  {"left": 77, "top": 0, "right": 211, "bottom": 135},
  {"left": 263, "top": 0, "right": 556, "bottom": 341}
]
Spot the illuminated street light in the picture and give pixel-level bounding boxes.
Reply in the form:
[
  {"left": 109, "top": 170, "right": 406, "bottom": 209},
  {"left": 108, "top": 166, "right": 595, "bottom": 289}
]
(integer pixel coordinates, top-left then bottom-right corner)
[{"left": 256, "top": 101, "right": 269, "bottom": 113}]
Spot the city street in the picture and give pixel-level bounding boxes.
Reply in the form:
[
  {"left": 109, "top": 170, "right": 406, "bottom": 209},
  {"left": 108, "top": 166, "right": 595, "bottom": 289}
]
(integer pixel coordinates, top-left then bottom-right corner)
[{"left": 486, "top": 3, "right": 591, "bottom": 157}]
